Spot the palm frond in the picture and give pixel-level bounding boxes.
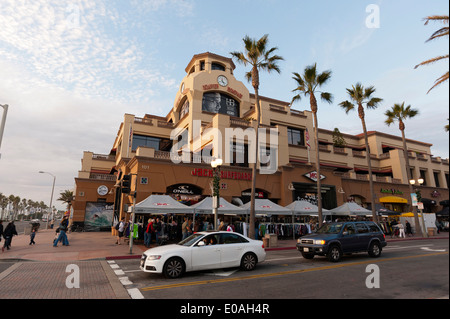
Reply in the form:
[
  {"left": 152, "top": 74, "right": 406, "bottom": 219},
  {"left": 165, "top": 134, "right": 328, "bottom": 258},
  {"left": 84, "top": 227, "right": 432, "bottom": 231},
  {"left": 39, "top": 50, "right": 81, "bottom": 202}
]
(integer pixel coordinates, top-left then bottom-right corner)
[
  {"left": 427, "top": 71, "right": 449, "bottom": 93},
  {"left": 339, "top": 100, "right": 355, "bottom": 114},
  {"left": 415, "top": 54, "right": 449, "bottom": 69},
  {"left": 320, "top": 92, "right": 333, "bottom": 104}
]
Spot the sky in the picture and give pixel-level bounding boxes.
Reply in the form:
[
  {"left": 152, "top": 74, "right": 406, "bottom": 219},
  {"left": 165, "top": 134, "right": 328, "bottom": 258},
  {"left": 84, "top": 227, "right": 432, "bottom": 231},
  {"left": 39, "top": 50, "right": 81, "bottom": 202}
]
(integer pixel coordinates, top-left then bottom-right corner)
[{"left": 0, "top": 0, "right": 448, "bottom": 211}]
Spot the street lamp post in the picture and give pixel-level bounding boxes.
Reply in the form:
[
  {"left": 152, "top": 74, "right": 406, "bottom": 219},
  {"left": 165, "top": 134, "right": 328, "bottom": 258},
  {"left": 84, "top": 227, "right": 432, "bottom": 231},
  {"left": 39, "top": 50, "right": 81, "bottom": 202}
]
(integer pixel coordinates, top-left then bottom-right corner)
[
  {"left": 39, "top": 171, "right": 56, "bottom": 229},
  {"left": 0, "top": 104, "right": 9, "bottom": 159},
  {"left": 409, "top": 178, "right": 428, "bottom": 238},
  {"left": 211, "top": 158, "right": 223, "bottom": 230}
]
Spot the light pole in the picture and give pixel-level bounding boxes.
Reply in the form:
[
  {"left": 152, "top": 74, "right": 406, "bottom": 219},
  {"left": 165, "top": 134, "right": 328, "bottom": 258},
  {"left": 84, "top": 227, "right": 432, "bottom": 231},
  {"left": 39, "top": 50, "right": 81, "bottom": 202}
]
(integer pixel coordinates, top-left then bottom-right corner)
[
  {"left": 0, "top": 104, "right": 9, "bottom": 159},
  {"left": 409, "top": 178, "right": 428, "bottom": 238},
  {"left": 39, "top": 171, "right": 56, "bottom": 229},
  {"left": 211, "top": 157, "right": 223, "bottom": 230}
]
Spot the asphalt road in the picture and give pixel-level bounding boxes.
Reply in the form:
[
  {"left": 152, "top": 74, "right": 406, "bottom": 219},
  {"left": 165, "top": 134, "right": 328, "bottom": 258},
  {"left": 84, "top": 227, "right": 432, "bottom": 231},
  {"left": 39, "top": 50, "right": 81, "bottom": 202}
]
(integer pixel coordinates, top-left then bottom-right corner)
[{"left": 110, "top": 239, "right": 449, "bottom": 300}]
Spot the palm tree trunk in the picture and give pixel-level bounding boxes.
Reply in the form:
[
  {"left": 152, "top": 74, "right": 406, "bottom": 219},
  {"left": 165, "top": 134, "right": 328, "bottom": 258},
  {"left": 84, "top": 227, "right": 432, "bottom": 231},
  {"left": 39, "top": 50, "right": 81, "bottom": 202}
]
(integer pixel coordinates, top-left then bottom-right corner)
[
  {"left": 359, "top": 105, "right": 377, "bottom": 223},
  {"left": 249, "top": 80, "right": 260, "bottom": 240},
  {"left": 401, "top": 128, "right": 423, "bottom": 236},
  {"left": 310, "top": 94, "right": 323, "bottom": 227}
]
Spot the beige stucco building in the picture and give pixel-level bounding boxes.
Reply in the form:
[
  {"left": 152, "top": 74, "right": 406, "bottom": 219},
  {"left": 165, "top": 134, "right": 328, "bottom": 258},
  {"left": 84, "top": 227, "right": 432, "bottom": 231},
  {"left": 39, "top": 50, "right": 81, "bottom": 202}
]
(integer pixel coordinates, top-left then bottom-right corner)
[{"left": 72, "top": 52, "right": 449, "bottom": 230}]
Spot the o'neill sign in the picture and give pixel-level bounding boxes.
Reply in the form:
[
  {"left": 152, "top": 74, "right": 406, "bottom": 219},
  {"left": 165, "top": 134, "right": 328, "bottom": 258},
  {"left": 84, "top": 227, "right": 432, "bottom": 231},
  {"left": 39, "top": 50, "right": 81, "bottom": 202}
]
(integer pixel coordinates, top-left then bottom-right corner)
[{"left": 304, "top": 171, "right": 325, "bottom": 182}]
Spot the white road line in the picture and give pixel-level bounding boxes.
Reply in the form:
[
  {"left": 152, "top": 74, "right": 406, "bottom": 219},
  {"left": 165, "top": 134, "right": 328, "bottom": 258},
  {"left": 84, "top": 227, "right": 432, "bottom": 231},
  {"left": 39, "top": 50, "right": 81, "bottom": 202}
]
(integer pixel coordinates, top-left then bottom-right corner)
[
  {"left": 119, "top": 276, "right": 134, "bottom": 285},
  {"left": 114, "top": 269, "right": 125, "bottom": 276},
  {"left": 127, "top": 288, "right": 145, "bottom": 299}
]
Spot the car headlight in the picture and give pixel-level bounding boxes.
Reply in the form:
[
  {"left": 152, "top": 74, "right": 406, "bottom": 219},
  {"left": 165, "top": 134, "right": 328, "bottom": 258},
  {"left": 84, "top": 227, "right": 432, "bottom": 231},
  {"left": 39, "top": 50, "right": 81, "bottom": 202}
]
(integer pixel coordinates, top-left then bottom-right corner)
[
  {"left": 297, "top": 239, "right": 301, "bottom": 244},
  {"left": 314, "top": 240, "right": 326, "bottom": 245},
  {"left": 147, "top": 255, "right": 162, "bottom": 260}
]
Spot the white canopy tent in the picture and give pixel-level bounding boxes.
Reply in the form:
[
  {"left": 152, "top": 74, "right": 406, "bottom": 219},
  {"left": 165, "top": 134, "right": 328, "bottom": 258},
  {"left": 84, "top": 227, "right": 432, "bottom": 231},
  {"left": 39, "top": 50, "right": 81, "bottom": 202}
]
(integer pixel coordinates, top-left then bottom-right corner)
[
  {"left": 133, "top": 195, "right": 193, "bottom": 214},
  {"left": 242, "top": 199, "right": 292, "bottom": 216},
  {"left": 329, "top": 202, "right": 371, "bottom": 216},
  {"left": 191, "top": 197, "right": 246, "bottom": 215},
  {"left": 285, "top": 200, "right": 331, "bottom": 216}
]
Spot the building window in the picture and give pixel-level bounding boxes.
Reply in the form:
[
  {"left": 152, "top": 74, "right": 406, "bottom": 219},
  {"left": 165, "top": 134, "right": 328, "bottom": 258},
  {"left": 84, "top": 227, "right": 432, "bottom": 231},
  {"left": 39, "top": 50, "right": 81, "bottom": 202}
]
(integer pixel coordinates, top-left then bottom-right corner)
[
  {"left": 445, "top": 173, "right": 449, "bottom": 188},
  {"left": 230, "top": 142, "right": 248, "bottom": 167},
  {"left": 180, "top": 99, "right": 189, "bottom": 119},
  {"left": 287, "top": 127, "right": 304, "bottom": 146},
  {"left": 132, "top": 135, "right": 171, "bottom": 152},
  {"left": 200, "top": 60, "right": 205, "bottom": 71},
  {"left": 433, "top": 172, "right": 440, "bottom": 188},
  {"left": 211, "top": 62, "right": 225, "bottom": 71},
  {"left": 419, "top": 169, "right": 427, "bottom": 186}
]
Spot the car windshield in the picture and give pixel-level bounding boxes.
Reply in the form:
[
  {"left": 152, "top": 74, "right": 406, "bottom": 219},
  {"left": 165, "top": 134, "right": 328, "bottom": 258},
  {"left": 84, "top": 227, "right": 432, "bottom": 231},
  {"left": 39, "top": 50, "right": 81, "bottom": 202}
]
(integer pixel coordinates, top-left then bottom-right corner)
[
  {"left": 316, "top": 223, "right": 344, "bottom": 234},
  {"left": 177, "top": 233, "right": 204, "bottom": 246}
]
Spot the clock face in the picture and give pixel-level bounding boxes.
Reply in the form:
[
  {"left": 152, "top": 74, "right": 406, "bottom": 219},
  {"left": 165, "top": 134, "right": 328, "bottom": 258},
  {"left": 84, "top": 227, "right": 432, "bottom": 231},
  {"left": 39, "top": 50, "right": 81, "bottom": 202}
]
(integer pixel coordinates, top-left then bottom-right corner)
[
  {"left": 217, "top": 75, "right": 228, "bottom": 87},
  {"left": 97, "top": 185, "right": 108, "bottom": 196}
]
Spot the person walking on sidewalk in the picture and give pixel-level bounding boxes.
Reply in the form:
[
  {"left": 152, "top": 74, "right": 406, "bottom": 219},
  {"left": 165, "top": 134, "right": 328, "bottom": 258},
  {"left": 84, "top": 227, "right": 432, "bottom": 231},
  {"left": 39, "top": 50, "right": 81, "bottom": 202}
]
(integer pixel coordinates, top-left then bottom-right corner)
[
  {"left": 53, "top": 216, "right": 70, "bottom": 247},
  {"left": 2, "top": 221, "right": 18, "bottom": 252},
  {"left": 116, "top": 217, "right": 125, "bottom": 245},
  {"left": 29, "top": 228, "right": 37, "bottom": 245},
  {"left": 0, "top": 220, "right": 3, "bottom": 245}
]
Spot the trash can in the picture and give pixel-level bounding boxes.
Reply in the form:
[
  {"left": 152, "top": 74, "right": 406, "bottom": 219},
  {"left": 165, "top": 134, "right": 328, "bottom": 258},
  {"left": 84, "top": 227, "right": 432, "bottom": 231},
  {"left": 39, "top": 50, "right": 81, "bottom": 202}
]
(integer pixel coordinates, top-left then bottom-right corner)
[
  {"left": 265, "top": 233, "right": 277, "bottom": 248},
  {"left": 263, "top": 237, "right": 270, "bottom": 248},
  {"left": 427, "top": 227, "right": 436, "bottom": 237}
]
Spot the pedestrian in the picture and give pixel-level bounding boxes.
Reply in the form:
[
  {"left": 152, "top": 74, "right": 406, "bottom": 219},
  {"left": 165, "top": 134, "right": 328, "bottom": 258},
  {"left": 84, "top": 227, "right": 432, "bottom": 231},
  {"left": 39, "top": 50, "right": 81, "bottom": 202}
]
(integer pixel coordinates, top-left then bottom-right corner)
[
  {"left": 397, "top": 221, "right": 405, "bottom": 238},
  {"left": 155, "top": 217, "right": 162, "bottom": 243},
  {"left": 144, "top": 218, "right": 152, "bottom": 247},
  {"left": 187, "top": 219, "right": 193, "bottom": 237},
  {"left": 181, "top": 217, "right": 188, "bottom": 240},
  {"left": 0, "top": 220, "right": 3, "bottom": 245},
  {"left": 435, "top": 219, "right": 441, "bottom": 234},
  {"left": 405, "top": 220, "right": 413, "bottom": 237},
  {"left": 29, "top": 228, "right": 36, "bottom": 245},
  {"left": 53, "top": 216, "right": 69, "bottom": 247},
  {"left": 2, "top": 221, "right": 18, "bottom": 252},
  {"left": 116, "top": 217, "right": 125, "bottom": 245}
]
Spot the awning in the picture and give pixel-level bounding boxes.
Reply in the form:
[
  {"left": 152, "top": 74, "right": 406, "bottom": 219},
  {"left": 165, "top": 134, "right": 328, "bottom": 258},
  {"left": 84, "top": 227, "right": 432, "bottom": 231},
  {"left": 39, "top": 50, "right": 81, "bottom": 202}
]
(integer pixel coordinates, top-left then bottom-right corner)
[
  {"left": 134, "top": 195, "right": 194, "bottom": 214},
  {"left": 329, "top": 202, "right": 372, "bottom": 216},
  {"left": 379, "top": 196, "right": 408, "bottom": 204},
  {"left": 190, "top": 197, "right": 246, "bottom": 215}
]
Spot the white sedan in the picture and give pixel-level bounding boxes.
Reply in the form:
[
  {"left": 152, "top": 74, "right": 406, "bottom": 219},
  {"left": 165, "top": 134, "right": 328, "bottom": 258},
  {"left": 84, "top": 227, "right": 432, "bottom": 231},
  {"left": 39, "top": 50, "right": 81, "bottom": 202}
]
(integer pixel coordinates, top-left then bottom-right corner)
[{"left": 140, "top": 231, "right": 266, "bottom": 278}]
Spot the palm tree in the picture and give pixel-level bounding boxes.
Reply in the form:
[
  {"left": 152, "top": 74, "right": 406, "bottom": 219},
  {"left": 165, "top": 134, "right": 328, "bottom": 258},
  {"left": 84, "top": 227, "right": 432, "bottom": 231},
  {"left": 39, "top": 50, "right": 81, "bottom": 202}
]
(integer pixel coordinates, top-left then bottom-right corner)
[
  {"left": 230, "top": 34, "right": 284, "bottom": 239},
  {"left": 58, "top": 190, "right": 74, "bottom": 211},
  {"left": 291, "top": 64, "right": 333, "bottom": 227},
  {"left": 339, "top": 83, "right": 383, "bottom": 222},
  {"left": 384, "top": 102, "right": 422, "bottom": 236},
  {"left": 414, "top": 15, "right": 449, "bottom": 93}
]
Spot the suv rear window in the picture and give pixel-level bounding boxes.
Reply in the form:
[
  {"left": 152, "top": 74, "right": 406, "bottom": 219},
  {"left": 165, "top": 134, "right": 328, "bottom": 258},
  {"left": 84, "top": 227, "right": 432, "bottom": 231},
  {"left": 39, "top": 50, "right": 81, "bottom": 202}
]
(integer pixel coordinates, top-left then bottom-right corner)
[
  {"left": 356, "top": 223, "right": 369, "bottom": 233},
  {"left": 368, "top": 224, "right": 381, "bottom": 232}
]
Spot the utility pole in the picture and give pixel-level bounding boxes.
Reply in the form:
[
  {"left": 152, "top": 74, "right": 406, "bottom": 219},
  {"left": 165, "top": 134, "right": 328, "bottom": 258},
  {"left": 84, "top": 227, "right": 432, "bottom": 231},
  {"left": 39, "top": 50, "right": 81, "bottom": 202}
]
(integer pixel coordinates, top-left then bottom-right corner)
[{"left": 0, "top": 104, "right": 9, "bottom": 159}]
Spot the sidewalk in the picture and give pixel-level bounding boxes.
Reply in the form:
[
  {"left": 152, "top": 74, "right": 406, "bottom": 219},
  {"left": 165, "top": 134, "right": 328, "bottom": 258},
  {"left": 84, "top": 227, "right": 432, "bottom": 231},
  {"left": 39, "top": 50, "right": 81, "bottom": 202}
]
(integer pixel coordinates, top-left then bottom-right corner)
[
  {"left": 0, "top": 229, "right": 146, "bottom": 262},
  {"left": 0, "top": 228, "right": 448, "bottom": 262}
]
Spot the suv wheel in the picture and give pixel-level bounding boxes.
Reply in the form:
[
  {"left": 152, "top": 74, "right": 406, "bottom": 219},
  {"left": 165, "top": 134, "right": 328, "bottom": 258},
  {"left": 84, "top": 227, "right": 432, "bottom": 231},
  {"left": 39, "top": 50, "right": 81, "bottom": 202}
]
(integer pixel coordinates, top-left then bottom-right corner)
[
  {"left": 327, "top": 245, "right": 342, "bottom": 262},
  {"left": 368, "top": 241, "right": 382, "bottom": 258}
]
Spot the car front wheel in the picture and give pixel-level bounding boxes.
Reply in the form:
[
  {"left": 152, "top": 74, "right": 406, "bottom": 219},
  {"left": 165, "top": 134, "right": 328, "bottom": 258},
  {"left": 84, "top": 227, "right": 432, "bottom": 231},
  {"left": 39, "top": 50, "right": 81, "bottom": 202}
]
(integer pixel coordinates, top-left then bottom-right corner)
[
  {"left": 241, "top": 253, "right": 257, "bottom": 271},
  {"left": 368, "top": 242, "right": 382, "bottom": 258},
  {"left": 327, "top": 245, "right": 342, "bottom": 262},
  {"left": 163, "top": 257, "right": 185, "bottom": 279}
]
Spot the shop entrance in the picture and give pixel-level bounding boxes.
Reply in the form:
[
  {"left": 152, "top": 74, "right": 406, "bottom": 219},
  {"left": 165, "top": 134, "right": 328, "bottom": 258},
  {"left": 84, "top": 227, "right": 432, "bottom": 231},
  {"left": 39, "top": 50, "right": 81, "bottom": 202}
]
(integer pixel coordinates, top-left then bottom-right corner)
[{"left": 291, "top": 182, "right": 337, "bottom": 210}]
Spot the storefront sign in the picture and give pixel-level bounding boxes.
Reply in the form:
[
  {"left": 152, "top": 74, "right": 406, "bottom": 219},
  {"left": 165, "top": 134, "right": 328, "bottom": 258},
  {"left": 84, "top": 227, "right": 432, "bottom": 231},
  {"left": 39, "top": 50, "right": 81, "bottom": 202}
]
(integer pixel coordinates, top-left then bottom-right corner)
[
  {"left": 303, "top": 171, "right": 325, "bottom": 182},
  {"left": 191, "top": 168, "right": 252, "bottom": 181},
  {"left": 167, "top": 184, "right": 202, "bottom": 195},
  {"left": 380, "top": 188, "right": 403, "bottom": 195}
]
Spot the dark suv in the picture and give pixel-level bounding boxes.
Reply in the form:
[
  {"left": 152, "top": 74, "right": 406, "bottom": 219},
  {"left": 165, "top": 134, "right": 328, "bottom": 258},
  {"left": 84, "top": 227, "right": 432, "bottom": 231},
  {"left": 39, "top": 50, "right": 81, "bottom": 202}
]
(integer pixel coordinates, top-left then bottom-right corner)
[{"left": 296, "top": 221, "right": 387, "bottom": 262}]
